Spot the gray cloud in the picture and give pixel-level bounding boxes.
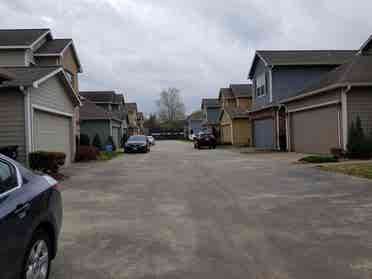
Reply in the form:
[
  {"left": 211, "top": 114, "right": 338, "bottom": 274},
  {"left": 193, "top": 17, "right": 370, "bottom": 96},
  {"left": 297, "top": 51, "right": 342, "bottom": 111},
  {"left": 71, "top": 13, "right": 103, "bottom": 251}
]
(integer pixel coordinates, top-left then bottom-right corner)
[{"left": 0, "top": 0, "right": 371, "bottom": 114}]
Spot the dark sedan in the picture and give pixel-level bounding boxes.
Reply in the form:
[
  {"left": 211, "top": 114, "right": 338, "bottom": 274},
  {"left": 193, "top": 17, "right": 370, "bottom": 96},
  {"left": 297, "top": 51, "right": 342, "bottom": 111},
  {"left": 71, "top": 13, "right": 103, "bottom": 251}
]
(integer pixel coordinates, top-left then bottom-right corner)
[
  {"left": 194, "top": 133, "right": 217, "bottom": 149},
  {"left": 124, "top": 135, "right": 150, "bottom": 153},
  {"left": 0, "top": 154, "right": 62, "bottom": 279}
]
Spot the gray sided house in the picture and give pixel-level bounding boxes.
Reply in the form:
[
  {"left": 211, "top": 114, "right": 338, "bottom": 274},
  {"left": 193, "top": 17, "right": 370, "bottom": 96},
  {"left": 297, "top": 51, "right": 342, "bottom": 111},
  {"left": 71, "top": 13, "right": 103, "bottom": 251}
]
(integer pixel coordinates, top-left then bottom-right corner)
[
  {"left": 0, "top": 66, "right": 80, "bottom": 165},
  {"left": 186, "top": 111, "right": 203, "bottom": 137},
  {"left": 201, "top": 98, "right": 221, "bottom": 130},
  {"left": 80, "top": 99, "right": 124, "bottom": 148},
  {"left": 283, "top": 37, "right": 372, "bottom": 154},
  {"left": 248, "top": 50, "right": 356, "bottom": 150}
]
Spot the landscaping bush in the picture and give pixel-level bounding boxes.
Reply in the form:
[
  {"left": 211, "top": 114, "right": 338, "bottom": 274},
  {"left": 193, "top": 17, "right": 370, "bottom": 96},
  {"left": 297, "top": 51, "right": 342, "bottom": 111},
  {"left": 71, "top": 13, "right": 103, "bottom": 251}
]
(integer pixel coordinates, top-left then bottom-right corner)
[
  {"left": 80, "top": 134, "right": 90, "bottom": 146},
  {"left": 330, "top": 148, "right": 345, "bottom": 159},
  {"left": 76, "top": 146, "right": 99, "bottom": 161},
  {"left": 29, "top": 151, "right": 66, "bottom": 174},
  {"left": 92, "top": 134, "right": 103, "bottom": 150},
  {"left": 347, "top": 116, "right": 372, "bottom": 159},
  {"left": 300, "top": 156, "right": 338, "bottom": 164},
  {"left": 107, "top": 136, "right": 117, "bottom": 151}
]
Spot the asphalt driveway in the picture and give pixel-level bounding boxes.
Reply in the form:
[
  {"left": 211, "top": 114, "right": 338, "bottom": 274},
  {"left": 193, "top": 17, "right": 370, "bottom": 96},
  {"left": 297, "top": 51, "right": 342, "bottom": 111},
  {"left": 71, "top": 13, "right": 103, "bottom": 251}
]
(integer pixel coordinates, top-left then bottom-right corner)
[{"left": 52, "top": 141, "right": 372, "bottom": 279}]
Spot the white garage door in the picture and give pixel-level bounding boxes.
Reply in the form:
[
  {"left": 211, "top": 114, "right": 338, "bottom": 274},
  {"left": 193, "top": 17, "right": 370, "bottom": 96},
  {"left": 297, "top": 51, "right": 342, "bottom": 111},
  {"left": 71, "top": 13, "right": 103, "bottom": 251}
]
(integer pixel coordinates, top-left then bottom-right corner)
[
  {"left": 33, "top": 110, "right": 72, "bottom": 165},
  {"left": 291, "top": 105, "right": 340, "bottom": 154}
]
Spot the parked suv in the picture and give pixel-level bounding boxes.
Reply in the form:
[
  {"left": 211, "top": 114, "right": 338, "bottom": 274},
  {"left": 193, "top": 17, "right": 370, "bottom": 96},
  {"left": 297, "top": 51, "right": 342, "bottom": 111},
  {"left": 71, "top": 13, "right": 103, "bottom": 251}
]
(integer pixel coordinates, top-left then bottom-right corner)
[
  {"left": 0, "top": 154, "right": 62, "bottom": 279},
  {"left": 194, "top": 133, "right": 217, "bottom": 149}
]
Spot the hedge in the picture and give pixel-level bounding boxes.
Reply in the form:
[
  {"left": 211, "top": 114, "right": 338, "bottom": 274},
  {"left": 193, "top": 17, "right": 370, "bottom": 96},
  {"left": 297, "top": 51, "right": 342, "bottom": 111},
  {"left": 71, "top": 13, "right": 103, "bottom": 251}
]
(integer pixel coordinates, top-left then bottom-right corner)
[
  {"left": 76, "top": 146, "right": 99, "bottom": 161},
  {"left": 29, "top": 151, "right": 66, "bottom": 174}
]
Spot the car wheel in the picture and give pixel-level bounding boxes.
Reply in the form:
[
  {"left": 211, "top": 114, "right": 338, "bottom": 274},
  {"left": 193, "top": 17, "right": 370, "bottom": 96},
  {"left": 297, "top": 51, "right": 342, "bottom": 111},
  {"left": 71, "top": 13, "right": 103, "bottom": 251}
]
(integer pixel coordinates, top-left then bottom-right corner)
[{"left": 22, "top": 230, "right": 52, "bottom": 279}]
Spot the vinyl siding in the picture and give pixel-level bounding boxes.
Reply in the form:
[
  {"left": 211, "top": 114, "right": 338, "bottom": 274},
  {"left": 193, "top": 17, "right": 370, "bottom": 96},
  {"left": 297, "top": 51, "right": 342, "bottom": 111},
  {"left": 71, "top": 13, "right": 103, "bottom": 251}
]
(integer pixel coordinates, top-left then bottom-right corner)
[
  {"left": 236, "top": 98, "right": 252, "bottom": 110},
  {"left": 0, "top": 49, "right": 26, "bottom": 66},
  {"left": 80, "top": 120, "right": 111, "bottom": 145},
  {"left": 62, "top": 46, "right": 79, "bottom": 91},
  {"left": 272, "top": 65, "right": 336, "bottom": 103},
  {"left": 29, "top": 75, "right": 74, "bottom": 114},
  {"left": 0, "top": 89, "right": 26, "bottom": 163},
  {"left": 252, "top": 58, "right": 269, "bottom": 110},
  {"left": 347, "top": 87, "right": 372, "bottom": 136}
]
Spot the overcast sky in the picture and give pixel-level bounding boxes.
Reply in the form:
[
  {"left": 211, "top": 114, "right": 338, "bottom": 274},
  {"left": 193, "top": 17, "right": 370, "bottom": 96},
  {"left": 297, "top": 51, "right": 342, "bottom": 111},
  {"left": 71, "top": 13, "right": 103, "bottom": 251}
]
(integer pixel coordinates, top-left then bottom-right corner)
[{"left": 1, "top": 0, "right": 371, "bottom": 114}]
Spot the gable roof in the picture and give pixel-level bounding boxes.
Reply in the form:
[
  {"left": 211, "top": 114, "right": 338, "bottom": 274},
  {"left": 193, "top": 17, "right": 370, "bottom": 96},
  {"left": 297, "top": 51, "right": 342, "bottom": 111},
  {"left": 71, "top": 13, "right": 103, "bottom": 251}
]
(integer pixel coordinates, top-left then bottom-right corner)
[
  {"left": 229, "top": 84, "right": 252, "bottom": 98},
  {"left": 187, "top": 110, "right": 202, "bottom": 121},
  {"left": 248, "top": 50, "right": 356, "bottom": 79},
  {"left": 0, "top": 29, "right": 51, "bottom": 48},
  {"left": 219, "top": 88, "right": 234, "bottom": 100},
  {"left": 80, "top": 91, "right": 121, "bottom": 104},
  {"left": 34, "top": 38, "right": 72, "bottom": 55},
  {"left": 221, "top": 107, "right": 250, "bottom": 120},
  {"left": 282, "top": 54, "right": 372, "bottom": 103},
  {"left": 80, "top": 98, "right": 120, "bottom": 121},
  {"left": 0, "top": 66, "right": 81, "bottom": 105},
  {"left": 126, "top": 103, "right": 138, "bottom": 112},
  {"left": 201, "top": 98, "right": 220, "bottom": 108},
  {"left": 359, "top": 34, "right": 372, "bottom": 54}
]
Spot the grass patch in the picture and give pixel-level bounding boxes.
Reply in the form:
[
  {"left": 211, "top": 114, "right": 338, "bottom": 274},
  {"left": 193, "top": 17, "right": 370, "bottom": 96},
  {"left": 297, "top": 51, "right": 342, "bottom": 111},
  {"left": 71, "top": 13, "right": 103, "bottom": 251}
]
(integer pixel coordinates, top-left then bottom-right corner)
[
  {"left": 97, "top": 150, "right": 124, "bottom": 161},
  {"left": 299, "top": 155, "right": 338, "bottom": 164},
  {"left": 320, "top": 164, "right": 372, "bottom": 179}
]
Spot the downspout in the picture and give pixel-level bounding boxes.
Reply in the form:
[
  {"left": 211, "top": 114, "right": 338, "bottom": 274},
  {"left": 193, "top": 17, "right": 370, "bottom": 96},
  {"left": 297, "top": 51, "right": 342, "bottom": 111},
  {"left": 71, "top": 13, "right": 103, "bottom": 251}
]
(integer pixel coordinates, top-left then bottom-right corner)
[
  {"left": 21, "top": 86, "right": 32, "bottom": 166},
  {"left": 341, "top": 85, "right": 352, "bottom": 150}
]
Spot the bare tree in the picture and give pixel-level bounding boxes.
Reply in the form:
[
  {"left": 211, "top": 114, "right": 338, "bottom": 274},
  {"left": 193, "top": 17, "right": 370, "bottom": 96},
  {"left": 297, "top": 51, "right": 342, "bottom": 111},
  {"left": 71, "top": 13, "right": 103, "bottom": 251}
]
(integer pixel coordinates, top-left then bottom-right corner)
[{"left": 156, "top": 88, "right": 186, "bottom": 122}]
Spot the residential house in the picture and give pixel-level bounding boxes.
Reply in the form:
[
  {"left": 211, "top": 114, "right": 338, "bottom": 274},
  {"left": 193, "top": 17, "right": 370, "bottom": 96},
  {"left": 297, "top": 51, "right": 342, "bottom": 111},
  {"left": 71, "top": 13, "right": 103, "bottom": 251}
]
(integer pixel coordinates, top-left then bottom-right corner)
[
  {"left": 126, "top": 103, "right": 139, "bottom": 135},
  {"left": 282, "top": 35, "right": 372, "bottom": 154},
  {"left": 79, "top": 98, "right": 124, "bottom": 148},
  {"left": 219, "top": 84, "right": 252, "bottom": 145},
  {"left": 80, "top": 91, "right": 128, "bottom": 147},
  {"left": 0, "top": 28, "right": 83, "bottom": 165},
  {"left": 201, "top": 98, "right": 221, "bottom": 135},
  {"left": 248, "top": 49, "right": 356, "bottom": 150},
  {"left": 186, "top": 111, "right": 203, "bottom": 138},
  {"left": 137, "top": 112, "right": 145, "bottom": 134}
]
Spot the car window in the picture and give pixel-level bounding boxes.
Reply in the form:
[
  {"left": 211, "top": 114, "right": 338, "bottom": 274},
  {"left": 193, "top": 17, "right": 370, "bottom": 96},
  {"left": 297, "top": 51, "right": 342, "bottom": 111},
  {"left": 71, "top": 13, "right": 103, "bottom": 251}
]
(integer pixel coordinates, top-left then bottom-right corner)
[
  {"left": 0, "top": 160, "right": 18, "bottom": 195},
  {"left": 129, "top": 136, "right": 146, "bottom": 141}
]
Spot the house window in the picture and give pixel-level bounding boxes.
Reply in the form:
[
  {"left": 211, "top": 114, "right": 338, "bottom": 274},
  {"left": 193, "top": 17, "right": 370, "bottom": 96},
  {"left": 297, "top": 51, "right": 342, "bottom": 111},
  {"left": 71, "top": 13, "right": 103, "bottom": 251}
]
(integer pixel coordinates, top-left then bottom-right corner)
[{"left": 255, "top": 73, "right": 266, "bottom": 97}]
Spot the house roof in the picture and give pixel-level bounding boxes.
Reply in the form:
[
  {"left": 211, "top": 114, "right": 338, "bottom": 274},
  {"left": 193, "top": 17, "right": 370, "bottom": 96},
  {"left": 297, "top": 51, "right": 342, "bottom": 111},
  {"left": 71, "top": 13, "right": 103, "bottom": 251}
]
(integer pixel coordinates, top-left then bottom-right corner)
[
  {"left": 80, "top": 98, "right": 120, "bottom": 121},
  {"left": 0, "top": 66, "right": 81, "bottom": 105},
  {"left": 80, "top": 91, "right": 122, "bottom": 104},
  {"left": 219, "top": 88, "right": 234, "bottom": 99},
  {"left": 126, "top": 103, "right": 138, "bottom": 111},
  {"left": 0, "top": 69, "right": 14, "bottom": 80},
  {"left": 34, "top": 39, "right": 72, "bottom": 55},
  {"left": 248, "top": 50, "right": 357, "bottom": 79},
  {"left": 0, "top": 29, "right": 51, "bottom": 48},
  {"left": 229, "top": 84, "right": 252, "bottom": 98},
  {"left": 224, "top": 107, "right": 250, "bottom": 119},
  {"left": 188, "top": 111, "right": 202, "bottom": 121},
  {"left": 359, "top": 34, "right": 372, "bottom": 54},
  {"left": 201, "top": 98, "right": 220, "bottom": 108},
  {"left": 282, "top": 54, "right": 372, "bottom": 103}
]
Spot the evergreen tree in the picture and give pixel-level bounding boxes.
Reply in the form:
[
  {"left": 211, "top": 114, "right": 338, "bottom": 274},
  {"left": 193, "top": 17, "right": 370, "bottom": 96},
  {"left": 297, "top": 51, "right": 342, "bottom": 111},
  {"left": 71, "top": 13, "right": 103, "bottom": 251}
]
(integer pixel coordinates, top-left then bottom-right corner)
[{"left": 92, "top": 134, "right": 103, "bottom": 150}]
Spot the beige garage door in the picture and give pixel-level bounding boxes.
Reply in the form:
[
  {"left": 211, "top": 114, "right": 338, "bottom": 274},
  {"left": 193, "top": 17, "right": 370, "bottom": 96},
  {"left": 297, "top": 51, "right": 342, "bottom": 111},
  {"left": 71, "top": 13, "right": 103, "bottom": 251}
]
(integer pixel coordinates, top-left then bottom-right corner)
[
  {"left": 291, "top": 105, "right": 340, "bottom": 154},
  {"left": 33, "top": 110, "right": 72, "bottom": 165},
  {"left": 221, "top": 125, "right": 232, "bottom": 144}
]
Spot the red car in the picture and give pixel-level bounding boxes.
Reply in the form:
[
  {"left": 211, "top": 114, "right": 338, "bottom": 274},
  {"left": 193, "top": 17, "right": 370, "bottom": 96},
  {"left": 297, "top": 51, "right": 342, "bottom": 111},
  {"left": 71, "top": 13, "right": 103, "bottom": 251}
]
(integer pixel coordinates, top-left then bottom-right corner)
[{"left": 194, "top": 133, "right": 217, "bottom": 149}]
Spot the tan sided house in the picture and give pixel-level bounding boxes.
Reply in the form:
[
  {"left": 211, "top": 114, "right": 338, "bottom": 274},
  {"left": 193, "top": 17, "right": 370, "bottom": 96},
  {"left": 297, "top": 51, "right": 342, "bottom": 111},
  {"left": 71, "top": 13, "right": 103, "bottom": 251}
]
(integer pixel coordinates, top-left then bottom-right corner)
[
  {"left": 219, "top": 84, "right": 252, "bottom": 145},
  {"left": 282, "top": 35, "right": 372, "bottom": 154},
  {"left": 0, "top": 28, "right": 83, "bottom": 165}
]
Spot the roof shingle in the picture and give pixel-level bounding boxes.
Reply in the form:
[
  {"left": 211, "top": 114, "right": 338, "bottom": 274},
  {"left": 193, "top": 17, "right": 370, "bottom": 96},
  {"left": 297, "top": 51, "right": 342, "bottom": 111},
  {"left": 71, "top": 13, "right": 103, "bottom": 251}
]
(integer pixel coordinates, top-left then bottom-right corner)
[
  {"left": 126, "top": 103, "right": 138, "bottom": 111},
  {"left": 229, "top": 84, "right": 252, "bottom": 98},
  {"left": 80, "top": 99, "right": 120, "bottom": 121},
  {"left": 34, "top": 39, "right": 72, "bottom": 55},
  {"left": 202, "top": 98, "right": 220, "bottom": 108},
  {"left": 80, "top": 91, "right": 120, "bottom": 103},
  {"left": 0, "top": 66, "right": 60, "bottom": 87},
  {"left": 0, "top": 29, "right": 50, "bottom": 47},
  {"left": 224, "top": 107, "right": 250, "bottom": 119}
]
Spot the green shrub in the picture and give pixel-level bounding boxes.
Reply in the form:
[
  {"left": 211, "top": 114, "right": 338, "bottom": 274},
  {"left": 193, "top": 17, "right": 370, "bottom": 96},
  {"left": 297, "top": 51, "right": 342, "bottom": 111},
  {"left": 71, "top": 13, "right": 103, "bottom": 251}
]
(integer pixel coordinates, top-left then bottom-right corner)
[
  {"left": 300, "top": 156, "right": 338, "bottom": 164},
  {"left": 29, "top": 151, "right": 66, "bottom": 174},
  {"left": 92, "top": 134, "right": 103, "bottom": 150},
  {"left": 76, "top": 146, "right": 99, "bottom": 161},
  {"left": 347, "top": 116, "right": 372, "bottom": 159},
  {"left": 80, "top": 134, "right": 90, "bottom": 146},
  {"left": 107, "top": 136, "right": 117, "bottom": 151}
]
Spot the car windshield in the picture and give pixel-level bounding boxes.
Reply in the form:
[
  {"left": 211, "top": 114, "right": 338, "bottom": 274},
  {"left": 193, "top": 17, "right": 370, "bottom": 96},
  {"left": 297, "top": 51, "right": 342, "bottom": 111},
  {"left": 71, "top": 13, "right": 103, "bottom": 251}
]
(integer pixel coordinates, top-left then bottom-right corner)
[{"left": 128, "top": 136, "right": 146, "bottom": 142}]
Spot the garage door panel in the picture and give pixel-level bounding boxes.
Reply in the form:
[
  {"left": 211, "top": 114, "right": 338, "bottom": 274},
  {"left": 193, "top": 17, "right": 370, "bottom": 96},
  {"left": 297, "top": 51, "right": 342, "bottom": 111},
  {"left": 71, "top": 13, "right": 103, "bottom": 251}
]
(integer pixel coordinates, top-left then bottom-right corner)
[
  {"left": 291, "top": 105, "right": 339, "bottom": 154},
  {"left": 253, "top": 118, "right": 274, "bottom": 149},
  {"left": 33, "top": 110, "right": 72, "bottom": 165}
]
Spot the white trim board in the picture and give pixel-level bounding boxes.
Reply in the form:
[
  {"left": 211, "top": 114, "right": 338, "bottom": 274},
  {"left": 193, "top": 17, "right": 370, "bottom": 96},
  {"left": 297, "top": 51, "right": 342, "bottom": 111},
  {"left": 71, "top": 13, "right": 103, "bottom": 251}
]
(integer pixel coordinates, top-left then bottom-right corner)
[
  {"left": 32, "top": 104, "right": 73, "bottom": 118},
  {"left": 287, "top": 100, "right": 340, "bottom": 113}
]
